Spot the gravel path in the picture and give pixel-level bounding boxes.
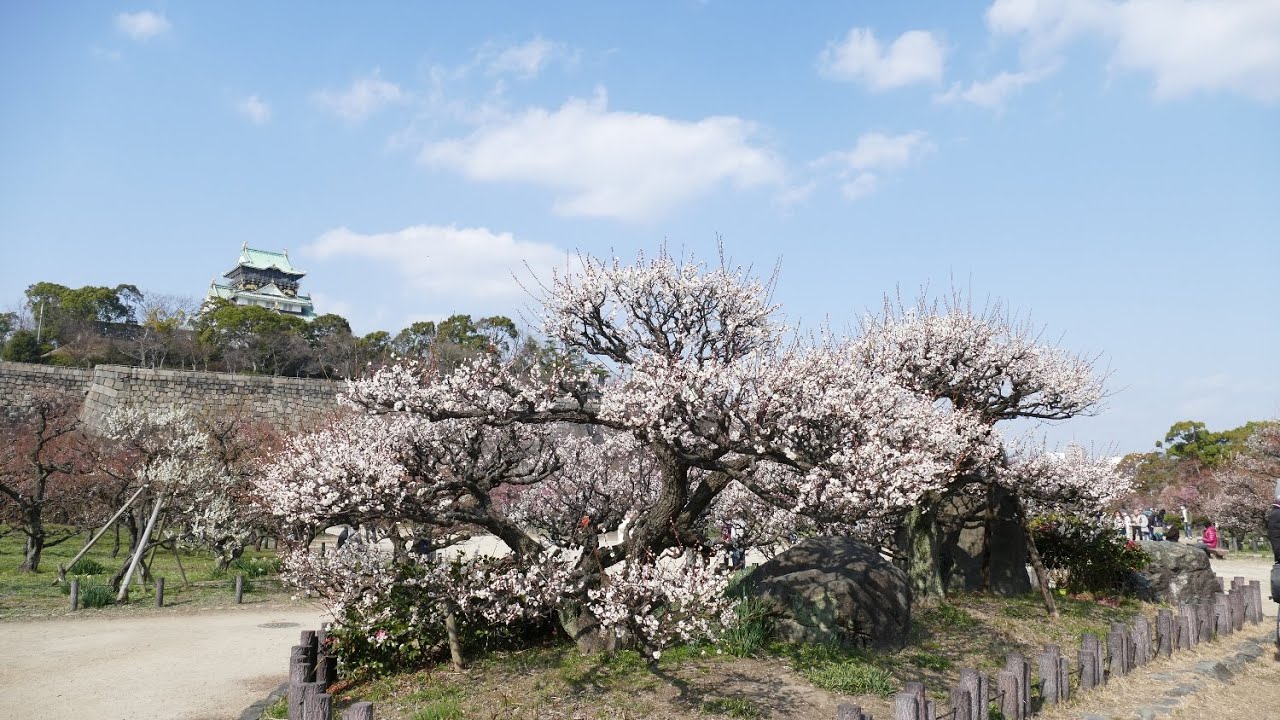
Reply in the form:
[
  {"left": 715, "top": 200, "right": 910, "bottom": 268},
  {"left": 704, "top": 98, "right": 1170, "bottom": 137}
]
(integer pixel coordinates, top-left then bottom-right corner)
[{"left": 0, "top": 602, "right": 328, "bottom": 720}]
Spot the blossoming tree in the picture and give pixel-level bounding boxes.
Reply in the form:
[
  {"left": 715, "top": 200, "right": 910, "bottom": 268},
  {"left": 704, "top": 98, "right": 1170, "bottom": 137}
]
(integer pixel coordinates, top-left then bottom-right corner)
[{"left": 262, "top": 251, "right": 988, "bottom": 653}]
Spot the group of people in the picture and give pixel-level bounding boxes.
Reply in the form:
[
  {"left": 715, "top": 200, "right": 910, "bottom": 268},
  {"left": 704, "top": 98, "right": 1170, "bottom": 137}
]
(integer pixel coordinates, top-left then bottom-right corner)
[{"left": 1114, "top": 508, "right": 1174, "bottom": 541}]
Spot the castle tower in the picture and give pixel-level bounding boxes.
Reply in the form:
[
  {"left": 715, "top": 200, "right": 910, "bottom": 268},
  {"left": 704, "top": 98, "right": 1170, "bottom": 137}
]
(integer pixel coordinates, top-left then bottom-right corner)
[{"left": 205, "top": 243, "right": 316, "bottom": 319}]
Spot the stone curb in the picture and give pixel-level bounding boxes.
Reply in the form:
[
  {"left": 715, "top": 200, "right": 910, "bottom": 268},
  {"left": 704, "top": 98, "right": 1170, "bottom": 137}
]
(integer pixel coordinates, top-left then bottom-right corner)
[
  {"left": 1079, "top": 627, "right": 1273, "bottom": 720},
  {"left": 238, "top": 681, "right": 289, "bottom": 720}
]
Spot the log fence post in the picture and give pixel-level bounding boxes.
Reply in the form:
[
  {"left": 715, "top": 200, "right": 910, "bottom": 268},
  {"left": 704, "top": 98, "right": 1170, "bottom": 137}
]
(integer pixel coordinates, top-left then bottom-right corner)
[
  {"left": 835, "top": 703, "right": 867, "bottom": 720},
  {"left": 69, "top": 578, "right": 79, "bottom": 612},
  {"left": 1198, "top": 602, "right": 1215, "bottom": 642},
  {"left": 949, "top": 686, "right": 972, "bottom": 720},
  {"left": 1250, "top": 580, "right": 1263, "bottom": 623},
  {"left": 1231, "top": 590, "right": 1246, "bottom": 630},
  {"left": 1131, "top": 615, "right": 1152, "bottom": 666},
  {"left": 155, "top": 577, "right": 165, "bottom": 608},
  {"left": 1007, "top": 653, "right": 1029, "bottom": 719},
  {"left": 235, "top": 574, "right": 244, "bottom": 604},
  {"left": 303, "top": 692, "right": 332, "bottom": 720},
  {"left": 998, "top": 669, "right": 1020, "bottom": 720},
  {"left": 1079, "top": 634, "right": 1100, "bottom": 690},
  {"left": 342, "top": 702, "right": 373, "bottom": 720},
  {"left": 1176, "top": 605, "right": 1195, "bottom": 648},
  {"left": 959, "top": 669, "right": 984, "bottom": 720},
  {"left": 1215, "top": 593, "right": 1232, "bottom": 636},
  {"left": 1107, "top": 624, "right": 1128, "bottom": 678},
  {"left": 1039, "top": 646, "right": 1062, "bottom": 707},
  {"left": 893, "top": 692, "right": 920, "bottom": 720},
  {"left": 1156, "top": 609, "right": 1173, "bottom": 657}
]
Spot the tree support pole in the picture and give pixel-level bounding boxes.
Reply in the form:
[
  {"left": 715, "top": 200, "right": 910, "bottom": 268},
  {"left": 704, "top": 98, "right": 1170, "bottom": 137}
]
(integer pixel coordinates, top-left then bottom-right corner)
[
  {"left": 58, "top": 484, "right": 147, "bottom": 583},
  {"left": 118, "top": 489, "right": 166, "bottom": 602}
]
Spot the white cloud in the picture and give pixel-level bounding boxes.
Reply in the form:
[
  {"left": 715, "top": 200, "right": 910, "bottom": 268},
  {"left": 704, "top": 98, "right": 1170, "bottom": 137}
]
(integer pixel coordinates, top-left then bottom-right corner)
[
  {"left": 115, "top": 11, "right": 171, "bottom": 41},
  {"left": 304, "top": 225, "right": 565, "bottom": 303},
  {"left": 935, "top": 66, "right": 1056, "bottom": 109},
  {"left": 986, "top": 0, "right": 1280, "bottom": 102},
  {"left": 235, "top": 94, "right": 271, "bottom": 125},
  {"left": 816, "top": 131, "right": 934, "bottom": 201},
  {"left": 315, "top": 70, "right": 406, "bottom": 123},
  {"left": 484, "top": 37, "right": 567, "bottom": 78},
  {"left": 420, "top": 90, "right": 784, "bottom": 221},
  {"left": 818, "top": 27, "right": 946, "bottom": 90}
]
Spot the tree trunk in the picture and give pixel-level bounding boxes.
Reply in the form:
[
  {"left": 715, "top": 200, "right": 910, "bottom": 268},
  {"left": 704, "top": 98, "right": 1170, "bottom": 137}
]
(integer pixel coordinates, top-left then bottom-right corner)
[
  {"left": 901, "top": 504, "right": 945, "bottom": 599},
  {"left": 1014, "top": 498, "right": 1058, "bottom": 618},
  {"left": 557, "top": 601, "right": 619, "bottom": 654},
  {"left": 444, "top": 606, "right": 465, "bottom": 670},
  {"left": 111, "top": 522, "right": 120, "bottom": 558},
  {"left": 20, "top": 506, "right": 45, "bottom": 572}
]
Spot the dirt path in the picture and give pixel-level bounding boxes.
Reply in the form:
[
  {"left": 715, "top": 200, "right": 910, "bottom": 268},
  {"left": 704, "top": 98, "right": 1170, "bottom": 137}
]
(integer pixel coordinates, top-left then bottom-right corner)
[{"left": 0, "top": 602, "right": 328, "bottom": 720}]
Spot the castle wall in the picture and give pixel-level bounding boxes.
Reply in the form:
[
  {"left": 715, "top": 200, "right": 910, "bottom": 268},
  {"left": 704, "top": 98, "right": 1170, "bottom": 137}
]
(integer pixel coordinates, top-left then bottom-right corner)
[{"left": 0, "top": 361, "right": 341, "bottom": 433}]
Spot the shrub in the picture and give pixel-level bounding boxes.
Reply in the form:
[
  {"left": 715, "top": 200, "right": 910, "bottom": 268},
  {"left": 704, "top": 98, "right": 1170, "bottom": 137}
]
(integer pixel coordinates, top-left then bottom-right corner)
[
  {"left": 231, "top": 555, "right": 280, "bottom": 578},
  {"left": 68, "top": 558, "right": 106, "bottom": 576},
  {"left": 1030, "top": 513, "right": 1150, "bottom": 595},
  {"left": 720, "top": 595, "right": 773, "bottom": 657},
  {"left": 79, "top": 579, "right": 115, "bottom": 609}
]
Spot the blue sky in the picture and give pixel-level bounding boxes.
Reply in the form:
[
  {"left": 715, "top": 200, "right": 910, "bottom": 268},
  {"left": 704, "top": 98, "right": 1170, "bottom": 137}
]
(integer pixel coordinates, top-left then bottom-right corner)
[{"left": 2, "top": 2, "right": 1277, "bottom": 454}]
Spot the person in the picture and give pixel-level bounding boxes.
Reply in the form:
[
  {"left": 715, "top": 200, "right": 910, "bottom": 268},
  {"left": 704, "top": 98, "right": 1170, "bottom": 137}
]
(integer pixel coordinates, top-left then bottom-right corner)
[
  {"left": 1198, "top": 521, "right": 1228, "bottom": 559},
  {"left": 1165, "top": 524, "right": 1180, "bottom": 542},
  {"left": 336, "top": 525, "right": 350, "bottom": 549},
  {"left": 1113, "top": 511, "right": 1126, "bottom": 537},
  {"left": 1134, "top": 511, "right": 1149, "bottom": 542},
  {"left": 1124, "top": 512, "right": 1134, "bottom": 541}
]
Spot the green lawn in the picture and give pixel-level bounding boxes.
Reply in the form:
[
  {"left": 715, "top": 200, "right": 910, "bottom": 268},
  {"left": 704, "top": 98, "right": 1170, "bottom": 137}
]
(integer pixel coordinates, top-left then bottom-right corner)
[{"left": 0, "top": 527, "right": 289, "bottom": 619}]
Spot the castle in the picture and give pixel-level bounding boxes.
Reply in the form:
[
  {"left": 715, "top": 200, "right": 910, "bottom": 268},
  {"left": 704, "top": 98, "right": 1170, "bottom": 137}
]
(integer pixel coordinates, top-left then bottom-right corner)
[{"left": 205, "top": 244, "right": 316, "bottom": 319}]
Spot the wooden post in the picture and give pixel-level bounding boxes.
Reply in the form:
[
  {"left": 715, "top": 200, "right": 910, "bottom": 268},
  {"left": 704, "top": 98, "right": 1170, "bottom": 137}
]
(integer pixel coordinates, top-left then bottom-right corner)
[
  {"left": 924, "top": 699, "right": 936, "bottom": 720},
  {"left": 1107, "top": 625, "right": 1128, "bottom": 677},
  {"left": 1250, "top": 580, "right": 1263, "bottom": 622},
  {"left": 1039, "top": 646, "right": 1060, "bottom": 706},
  {"left": 235, "top": 574, "right": 245, "bottom": 604},
  {"left": 998, "top": 670, "right": 1019, "bottom": 720},
  {"left": 1131, "top": 616, "right": 1152, "bottom": 666},
  {"left": 169, "top": 538, "right": 189, "bottom": 587},
  {"left": 1177, "top": 605, "right": 1196, "bottom": 647},
  {"left": 1232, "top": 590, "right": 1246, "bottom": 630},
  {"left": 342, "top": 702, "right": 373, "bottom": 720},
  {"left": 1007, "top": 653, "right": 1029, "bottom": 719},
  {"left": 316, "top": 654, "right": 337, "bottom": 688},
  {"left": 835, "top": 704, "right": 865, "bottom": 720},
  {"left": 287, "top": 645, "right": 309, "bottom": 720},
  {"left": 959, "top": 669, "right": 982, "bottom": 720},
  {"left": 155, "top": 577, "right": 165, "bottom": 608},
  {"left": 1080, "top": 634, "right": 1100, "bottom": 690},
  {"left": 69, "top": 578, "right": 79, "bottom": 611},
  {"left": 894, "top": 692, "right": 920, "bottom": 720},
  {"left": 904, "top": 681, "right": 926, "bottom": 719},
  {"left": 1156, "top": 609, "right": 1173, "bottom": 657},
  {"left": 445, "top": 607, "right": 465, "bottom": 670},
  {"left": 303, "top": 692, "right": 332, "bottom": 720},
  {"left": 1234, "top": 576, "right": 1246, "bottom": 591},
  {"left": 1215, "top": 593, "right": 1232, "bottom": 636},
  {"left": 62, "top": 484, "right": 148, "bottom": 575},
  {"left": 320, "top": 542, "right": 326, "bottom": 557},
  {"left": 1057, "top": 653, "right": 1069, "bottom": 704},
  {"left": 1198, "top": 602, "right": 1215, "bottom": 642}
]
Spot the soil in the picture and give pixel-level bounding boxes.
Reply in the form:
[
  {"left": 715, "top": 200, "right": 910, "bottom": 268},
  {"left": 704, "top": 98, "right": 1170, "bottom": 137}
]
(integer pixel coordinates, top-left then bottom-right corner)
[{"left": 0, "top": 600, "right": 327, "bottom": 720}]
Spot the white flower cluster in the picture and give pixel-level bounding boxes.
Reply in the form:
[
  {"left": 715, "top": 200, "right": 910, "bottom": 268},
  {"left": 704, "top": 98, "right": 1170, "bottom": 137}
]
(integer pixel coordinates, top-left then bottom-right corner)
[{"left": 586, "top": 549, "right": 736, "bottom": 653}]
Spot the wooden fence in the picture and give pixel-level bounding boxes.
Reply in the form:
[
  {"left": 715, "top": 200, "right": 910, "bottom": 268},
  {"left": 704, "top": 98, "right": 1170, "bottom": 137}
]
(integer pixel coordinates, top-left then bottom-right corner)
[{"left": 836, "top": 577, "right": 1265, "bottom": 720}]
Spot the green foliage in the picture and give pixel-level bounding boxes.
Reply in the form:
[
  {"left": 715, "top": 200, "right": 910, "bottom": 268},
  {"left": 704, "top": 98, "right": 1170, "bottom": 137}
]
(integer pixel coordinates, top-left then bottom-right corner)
[
  {"left": 772, "top": 643, "right": 895, "bottom": 697},
  {"left": 931, "top": 602, "right": 979, "bottom": 629},
  {"left": 231, "top": 555, "right": 279, "bottom": 578},
  {"left": 1030, "top": 513, "right": 1149, "bottom": 595},
  {"left": 78, "top": 578, "right": 115, "bottom": 608},
  {"left": 907, "top": 650, "right": 953, "bottom": 672},
  {"left": 1158, "top": 420, "right": 1259, "bottom": 468},
  {"left": 407, "top": 686, "right": 465, "bottom": 720},
  {"left": 701, "top": 697, "right": 762, "bottom": 718},
  {"left": 410, "top": 701, "right": 463, "bottom": 720},
  {"left": 260, "top": 695, "right": 289, "bottom": 719},
  {"left": 67, "top": 558, "right": 105, "bottom": 576},
  {"left": 719, "top": 595, "right": 773, "bottom": 657},
  {"left": 2, "top": 330, "right": 45, "bottom": 362}
]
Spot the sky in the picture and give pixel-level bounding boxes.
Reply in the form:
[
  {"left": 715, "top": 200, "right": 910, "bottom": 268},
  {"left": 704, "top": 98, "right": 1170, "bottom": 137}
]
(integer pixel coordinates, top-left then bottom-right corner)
[{"left": 1, "top": 2, "right": 1277, "bottom": 455}]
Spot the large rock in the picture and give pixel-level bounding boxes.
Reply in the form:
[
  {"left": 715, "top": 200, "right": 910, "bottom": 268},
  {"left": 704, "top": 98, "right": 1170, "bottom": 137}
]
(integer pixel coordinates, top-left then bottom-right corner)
[
  {"left": 1131, "top": 540, "right": 1219, "bottom": 604},
  {"left": 938, "top": 487, "right": 1032, "bottom": 596},
  {"left": 745, "top": 536, "right": 911, "bottom": 651}
]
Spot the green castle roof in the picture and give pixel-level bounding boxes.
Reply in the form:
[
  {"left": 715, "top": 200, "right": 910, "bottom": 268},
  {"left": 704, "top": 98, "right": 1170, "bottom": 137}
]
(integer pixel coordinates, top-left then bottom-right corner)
[{"left": 228, "top": 243, "right": 305, "bottom": 276}]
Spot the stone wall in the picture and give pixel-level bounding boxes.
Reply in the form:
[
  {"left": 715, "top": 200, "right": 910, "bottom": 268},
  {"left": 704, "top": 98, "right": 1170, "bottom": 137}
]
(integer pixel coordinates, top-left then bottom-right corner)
[
  {"left": 0, "top": 362, "right": 95, "bottom": 419},
  {"left": 0, "top": 361, "right": 341, "bottom": 433}
]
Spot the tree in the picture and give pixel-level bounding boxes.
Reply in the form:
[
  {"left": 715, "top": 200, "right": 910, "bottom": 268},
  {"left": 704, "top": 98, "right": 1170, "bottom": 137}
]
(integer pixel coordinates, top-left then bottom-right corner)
[
  {"left": 304, "top": 314, "right": 357, "bottom": 380},
  {"left": 0, "top": 394, "right": 90, "bottom": 571},
  {"left": 196, "top": 300, "right": 310, "bottom": 375},
  {"left": 123, "top": 293, "right": 200, "bottom": 369},
  {"left": 1204, "top": 422, "right": 1280, "bottom": 545},
  {"left": 261, "top": 250, "right": 988, "bottom": 652},
  {"left": 2, "top": 330, "right": 45, "bottom": 363}
]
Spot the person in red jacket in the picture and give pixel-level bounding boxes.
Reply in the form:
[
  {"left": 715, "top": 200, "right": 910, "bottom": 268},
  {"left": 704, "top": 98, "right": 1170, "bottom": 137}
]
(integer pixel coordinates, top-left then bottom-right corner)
[{"left": 1198, "top": 521, "right": 1228, "bottom": 559}]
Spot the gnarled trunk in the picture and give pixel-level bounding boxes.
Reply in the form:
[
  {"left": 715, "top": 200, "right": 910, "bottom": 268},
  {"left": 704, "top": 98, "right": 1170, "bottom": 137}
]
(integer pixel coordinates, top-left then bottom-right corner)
[{"left": 900, "top": 504, "right": 945, "bottom": 599}]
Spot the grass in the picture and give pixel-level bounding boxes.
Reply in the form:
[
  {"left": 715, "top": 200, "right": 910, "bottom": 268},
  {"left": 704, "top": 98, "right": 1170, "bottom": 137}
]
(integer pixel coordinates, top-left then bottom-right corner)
[
  {"left": 701, "top": 696, "right": 762, "bottom": 718},
  {"left": 0, "top": 526, "right": 289, "bottom": 619}
]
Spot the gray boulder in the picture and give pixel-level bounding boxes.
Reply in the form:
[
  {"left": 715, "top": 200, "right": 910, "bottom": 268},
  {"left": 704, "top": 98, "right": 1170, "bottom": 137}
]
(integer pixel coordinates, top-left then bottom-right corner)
[
  {"left": 1131, "top": 540, "right": 1218, "bottom": 604},
  {"left": 745, "top": 536, "right": 911, "bottom": 651},
  {"left": 938, "top": 487, "right": 1032, "bottom": 596}
]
